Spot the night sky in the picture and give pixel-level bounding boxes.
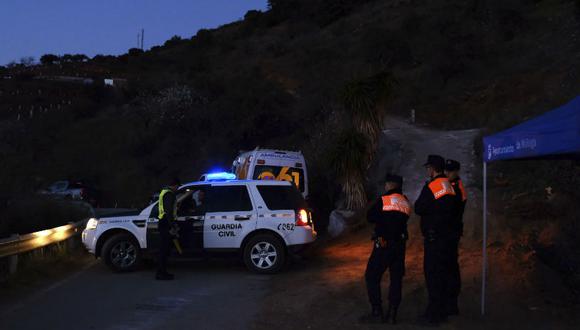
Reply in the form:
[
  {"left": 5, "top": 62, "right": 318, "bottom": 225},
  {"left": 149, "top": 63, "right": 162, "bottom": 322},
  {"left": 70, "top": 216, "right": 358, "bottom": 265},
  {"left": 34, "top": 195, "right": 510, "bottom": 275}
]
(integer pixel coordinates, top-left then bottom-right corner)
[{"left": 0, "top": 0, "right": 268, "bottom": 65}]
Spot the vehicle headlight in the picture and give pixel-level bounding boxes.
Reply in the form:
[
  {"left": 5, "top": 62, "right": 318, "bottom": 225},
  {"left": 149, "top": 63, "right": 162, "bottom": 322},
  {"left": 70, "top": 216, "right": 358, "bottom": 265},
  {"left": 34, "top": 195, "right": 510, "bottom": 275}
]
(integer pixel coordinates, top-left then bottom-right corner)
[{"left": 86, "top": 218, "right": 99, "bottom": 230}]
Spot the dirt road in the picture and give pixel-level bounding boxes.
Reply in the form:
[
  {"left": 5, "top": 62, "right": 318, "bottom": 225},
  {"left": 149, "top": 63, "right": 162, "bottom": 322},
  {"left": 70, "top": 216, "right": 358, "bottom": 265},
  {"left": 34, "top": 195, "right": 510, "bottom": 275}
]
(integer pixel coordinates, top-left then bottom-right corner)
[{"left": 378, "top": 117, "right": 482, "bottom": 242}]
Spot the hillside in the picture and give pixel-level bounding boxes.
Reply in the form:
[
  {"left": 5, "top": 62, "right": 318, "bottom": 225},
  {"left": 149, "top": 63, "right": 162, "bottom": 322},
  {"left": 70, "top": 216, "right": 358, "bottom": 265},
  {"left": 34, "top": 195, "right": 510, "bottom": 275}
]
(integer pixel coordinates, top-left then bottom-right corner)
[
  {"left": 0, "top": 0, "right": 579, "bottom": 227},
  {"left": 1, "top": 0, "right": 580, "bottom": 325}
]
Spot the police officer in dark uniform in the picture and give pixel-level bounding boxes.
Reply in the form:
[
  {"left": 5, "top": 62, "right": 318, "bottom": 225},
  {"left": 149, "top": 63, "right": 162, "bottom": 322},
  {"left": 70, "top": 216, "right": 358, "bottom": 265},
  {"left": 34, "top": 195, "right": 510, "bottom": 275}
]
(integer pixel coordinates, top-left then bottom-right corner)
[
  {"left": 444, "top": 159, "right": 467, "bottom": 315},
  {"left": 360, "top": 174, "right": 411, "bottom": 324},
  {"left": 415, "top": 155, "right": 457, "bottom": 325},
  {"left": 156, "top": 178, "right": 180, "bottom": 280}
]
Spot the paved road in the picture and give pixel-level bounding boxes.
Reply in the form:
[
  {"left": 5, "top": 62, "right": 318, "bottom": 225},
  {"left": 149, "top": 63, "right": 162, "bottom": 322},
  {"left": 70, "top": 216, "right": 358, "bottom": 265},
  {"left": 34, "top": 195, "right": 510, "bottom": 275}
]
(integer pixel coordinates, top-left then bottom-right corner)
[{"left": 0, "top": 259, "right": 270, "bottom": 330}]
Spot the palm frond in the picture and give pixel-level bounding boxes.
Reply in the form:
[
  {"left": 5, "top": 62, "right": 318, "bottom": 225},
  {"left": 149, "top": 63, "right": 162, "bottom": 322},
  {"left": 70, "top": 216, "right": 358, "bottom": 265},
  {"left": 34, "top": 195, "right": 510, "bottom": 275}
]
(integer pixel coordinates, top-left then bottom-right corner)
[{"left": 327, "top": 130, "right": 369, "bottom": 210}]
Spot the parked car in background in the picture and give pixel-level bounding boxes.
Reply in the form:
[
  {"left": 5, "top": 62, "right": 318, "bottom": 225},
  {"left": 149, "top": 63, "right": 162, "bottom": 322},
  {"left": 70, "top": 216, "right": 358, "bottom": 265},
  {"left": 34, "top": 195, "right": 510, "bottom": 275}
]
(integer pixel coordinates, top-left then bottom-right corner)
[{"left": 39, "top": 180, "right": 100, "bottom": 206}]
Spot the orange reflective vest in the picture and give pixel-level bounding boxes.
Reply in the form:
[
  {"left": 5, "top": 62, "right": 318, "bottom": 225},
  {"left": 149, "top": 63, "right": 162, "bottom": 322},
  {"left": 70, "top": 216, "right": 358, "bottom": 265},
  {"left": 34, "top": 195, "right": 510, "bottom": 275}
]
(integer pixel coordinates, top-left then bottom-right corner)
[
  {"left": 428, "top": 177, "right": 456, "bottom": 199},
  {"left": 381, "top": 193, "right": 411, "bottom": 216},
  {"left": 452, "top": 179, "right": 467, "bottom": 202}
]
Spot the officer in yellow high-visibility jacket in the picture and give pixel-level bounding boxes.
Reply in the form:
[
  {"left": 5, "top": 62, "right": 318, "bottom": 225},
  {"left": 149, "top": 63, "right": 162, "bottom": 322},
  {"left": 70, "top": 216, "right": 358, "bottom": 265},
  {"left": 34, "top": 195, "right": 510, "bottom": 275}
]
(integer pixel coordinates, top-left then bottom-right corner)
[{"left": 156, "top": 178, "right": 180, "bottom": 280}]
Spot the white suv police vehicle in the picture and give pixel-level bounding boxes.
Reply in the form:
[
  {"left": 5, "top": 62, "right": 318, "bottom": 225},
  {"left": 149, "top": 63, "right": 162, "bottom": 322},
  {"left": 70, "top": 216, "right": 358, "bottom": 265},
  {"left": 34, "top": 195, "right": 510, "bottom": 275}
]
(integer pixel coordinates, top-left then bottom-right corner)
[{"left": 82, "top": 179, "right": 316, "bottom": 274}]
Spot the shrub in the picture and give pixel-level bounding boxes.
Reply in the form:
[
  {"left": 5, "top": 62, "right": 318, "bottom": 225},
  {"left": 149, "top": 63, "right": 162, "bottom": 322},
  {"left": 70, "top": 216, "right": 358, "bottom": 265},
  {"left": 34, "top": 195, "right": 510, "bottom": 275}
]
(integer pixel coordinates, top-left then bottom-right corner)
[
  {"left": 40, "top": 54, "right": 60, "bottom": 66},
  {"left": 128, "top": 48, "right": 144, "bottom": 57},
  {"left": 244, "top": 9, "right": 263, "bottom": 21},
  {"left": 163, "top": 35, "right": 184, "bottom": 48},
  {"left": 194, "top": 29, "right": 213, "bottom": 47}
]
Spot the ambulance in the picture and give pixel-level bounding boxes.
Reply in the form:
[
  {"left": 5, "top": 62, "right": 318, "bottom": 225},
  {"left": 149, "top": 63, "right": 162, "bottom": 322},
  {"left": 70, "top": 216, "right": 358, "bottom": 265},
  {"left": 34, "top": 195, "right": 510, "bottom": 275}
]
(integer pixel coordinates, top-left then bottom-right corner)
[{"left": 232, "top": 148, "right": 308, "bottom": 198}]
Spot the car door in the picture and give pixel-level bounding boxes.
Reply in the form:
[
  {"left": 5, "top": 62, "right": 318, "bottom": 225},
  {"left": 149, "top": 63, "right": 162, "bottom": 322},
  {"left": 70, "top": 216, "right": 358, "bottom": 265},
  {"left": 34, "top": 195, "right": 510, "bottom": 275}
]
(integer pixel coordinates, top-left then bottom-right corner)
[
  {"left": 175, "top": 186, "right": 208, "bottom": 251},
  {"left": 146, "top": 185, "right": 209, "bottom": 252},
  {"left": 204, "top": 184, "right": 257, "bottom": 249}
]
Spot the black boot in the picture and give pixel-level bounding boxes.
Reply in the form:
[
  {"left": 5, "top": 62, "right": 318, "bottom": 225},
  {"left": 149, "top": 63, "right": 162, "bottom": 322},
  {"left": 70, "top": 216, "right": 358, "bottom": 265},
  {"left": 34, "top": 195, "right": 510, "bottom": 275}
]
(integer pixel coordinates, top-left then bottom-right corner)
[
  {"left": 445, "top": 299, "right": 459, "bottom": 316},
  {"left": 359, "top": 305, "right": 384, "bottom": 324},
  {"left": 386, "top": 305, "right": 399, "bottom": 324},
  {"left": 417, "top": 308, "right": 440, "bottom": 327},
  {"left": 416, "top": 315, "right": 439, "bottom": 327}
]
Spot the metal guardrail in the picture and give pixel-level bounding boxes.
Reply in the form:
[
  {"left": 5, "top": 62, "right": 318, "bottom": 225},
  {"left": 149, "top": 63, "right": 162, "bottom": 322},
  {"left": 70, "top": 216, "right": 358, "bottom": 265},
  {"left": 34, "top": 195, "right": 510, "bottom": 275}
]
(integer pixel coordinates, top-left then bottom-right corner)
[
  {"left": 0, "top": 204, "right": 136, "bottom": 277},
  {"left": 0, "top": 219, "right": 87, "bottom": 258}
]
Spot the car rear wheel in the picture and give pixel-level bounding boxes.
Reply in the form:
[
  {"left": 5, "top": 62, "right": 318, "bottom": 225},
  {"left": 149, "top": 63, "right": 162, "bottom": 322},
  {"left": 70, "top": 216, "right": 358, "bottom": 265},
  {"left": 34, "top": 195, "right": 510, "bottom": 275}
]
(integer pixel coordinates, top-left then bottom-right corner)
[
  {"left": 102, "top": 233, "right": 141, "bottom": 272},
  {"left": 243, "top": 234, "right": 286, "bottom": 274}
]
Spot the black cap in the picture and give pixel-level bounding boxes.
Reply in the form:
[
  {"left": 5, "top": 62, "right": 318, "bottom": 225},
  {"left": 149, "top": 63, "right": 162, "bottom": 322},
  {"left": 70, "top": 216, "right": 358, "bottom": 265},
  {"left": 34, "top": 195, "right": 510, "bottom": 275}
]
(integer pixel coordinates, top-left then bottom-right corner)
[
  {"left": 445, "top": 159, "right": 461, "bottom": 171},
  {"left": 384, "top": 173, "right": 403, "bottom": 187},
  {"left": 423, "top": 155, "right": 445, "bottom": 170},
  {"left": 170, "top": 177, "right": 181, "bottom": 186}
]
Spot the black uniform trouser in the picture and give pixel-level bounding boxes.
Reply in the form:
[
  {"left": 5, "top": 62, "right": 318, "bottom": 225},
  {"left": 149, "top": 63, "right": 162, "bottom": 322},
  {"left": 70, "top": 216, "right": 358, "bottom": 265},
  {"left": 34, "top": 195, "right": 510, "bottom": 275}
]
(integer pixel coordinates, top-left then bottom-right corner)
[
  {"left": 157, "top": 219, "right": 173, "bottom": 274},
  {"left": 444, "top": 236, "right": 461, "bottom": 310},
  {"left": 365, "top": 239, "right": 406, "bottom": 309},
  {"left": 423, "top": 237, "right": 447, "bottom": 320}
]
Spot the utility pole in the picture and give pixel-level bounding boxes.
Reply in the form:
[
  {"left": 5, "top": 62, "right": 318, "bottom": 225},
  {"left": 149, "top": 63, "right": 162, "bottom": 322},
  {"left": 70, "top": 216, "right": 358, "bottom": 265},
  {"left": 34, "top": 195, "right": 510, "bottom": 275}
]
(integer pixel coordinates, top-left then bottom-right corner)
[{"left": 141, "top": 28, "right": 144, "bottom": 50}]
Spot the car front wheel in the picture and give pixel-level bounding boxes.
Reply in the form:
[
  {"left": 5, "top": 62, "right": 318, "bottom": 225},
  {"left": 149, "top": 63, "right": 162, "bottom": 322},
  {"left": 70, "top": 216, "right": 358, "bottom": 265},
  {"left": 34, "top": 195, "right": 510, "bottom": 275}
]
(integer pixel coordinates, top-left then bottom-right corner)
[
  {"left": 102, "top": 233, "right": 141, "bottom": 272},
  {"left": 243, "top": 234, "right": 286, "bottom": 274}
]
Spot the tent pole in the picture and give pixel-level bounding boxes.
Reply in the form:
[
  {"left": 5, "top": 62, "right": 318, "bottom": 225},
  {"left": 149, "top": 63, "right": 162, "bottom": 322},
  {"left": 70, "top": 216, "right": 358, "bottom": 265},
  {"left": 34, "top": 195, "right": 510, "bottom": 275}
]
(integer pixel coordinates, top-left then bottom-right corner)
[{"left": 482, "top": 161, "right": 488, "bottom": 316}]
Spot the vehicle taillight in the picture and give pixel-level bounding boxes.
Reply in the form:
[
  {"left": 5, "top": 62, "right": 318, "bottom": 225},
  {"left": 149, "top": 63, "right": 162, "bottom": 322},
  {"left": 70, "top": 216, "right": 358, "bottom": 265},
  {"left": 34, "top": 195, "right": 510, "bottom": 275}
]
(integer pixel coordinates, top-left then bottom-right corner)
[
  {"left": 257, "top": 159, "right": 266, "bottom": 165},
  {"left": 296, "top": 209, "right": 309, "bottom": 226}
]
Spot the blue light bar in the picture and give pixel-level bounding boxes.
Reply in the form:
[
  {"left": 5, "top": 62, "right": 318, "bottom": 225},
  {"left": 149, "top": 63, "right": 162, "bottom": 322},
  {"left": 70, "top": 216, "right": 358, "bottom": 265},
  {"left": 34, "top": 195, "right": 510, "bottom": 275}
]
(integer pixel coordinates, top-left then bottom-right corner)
[{"left": 206, "top": 172, "right": 236, "bottom": 181}]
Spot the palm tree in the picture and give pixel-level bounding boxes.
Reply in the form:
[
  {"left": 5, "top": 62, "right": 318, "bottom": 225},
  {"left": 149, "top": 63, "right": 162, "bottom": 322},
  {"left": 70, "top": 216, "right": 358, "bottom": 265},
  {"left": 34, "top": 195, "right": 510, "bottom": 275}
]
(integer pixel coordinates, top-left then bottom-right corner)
[
  {"left": 340, "top": 72, "right": 396, "bottom": 163},
  {"left": 328, "top": 130, "right": 368, "bottom": 210},
  {"left": 334, "top": 72, "right": 396, "bottom": 210}
]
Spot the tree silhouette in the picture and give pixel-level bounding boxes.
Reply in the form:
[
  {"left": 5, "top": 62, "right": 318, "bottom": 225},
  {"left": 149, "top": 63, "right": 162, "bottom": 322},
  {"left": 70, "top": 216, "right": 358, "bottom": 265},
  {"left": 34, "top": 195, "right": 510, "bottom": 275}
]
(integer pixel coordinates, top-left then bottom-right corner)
[
  {"left": 328, "top": 130, "right": 368, "bottom": 210},
  {"left": 336, "top": 72, "right": 396, "bottom": 210},
  {"left": 164, "top": 35, "right": 183, "bottom": 48},
  {"left": 62, "top": 54, "right": 74, "bottom": 62},
  {"left": 40, "top": 54, "right": 60, "bottom": 65},
  {"left": 128, "top": 48, "right": 144, "bottom": 57},
  {"left": 71, "top": 54, "right": 89, "bottom": 62},
  {"left": 20, "top": 56, "right": 35, "bottom": 66},
  {"left": 341, "top": 71, "right": 395, "bottom": 163}
]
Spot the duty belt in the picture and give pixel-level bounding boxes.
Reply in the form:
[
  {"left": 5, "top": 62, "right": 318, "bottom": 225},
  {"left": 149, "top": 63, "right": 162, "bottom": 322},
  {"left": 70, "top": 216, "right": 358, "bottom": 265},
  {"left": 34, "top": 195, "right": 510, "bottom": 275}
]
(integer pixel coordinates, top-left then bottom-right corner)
[
  {"left": 373, "top": 236, "right": 406, "bottom": 248},
  {"left": 374, "top": 237, "right": 388, "bottom": 248}
]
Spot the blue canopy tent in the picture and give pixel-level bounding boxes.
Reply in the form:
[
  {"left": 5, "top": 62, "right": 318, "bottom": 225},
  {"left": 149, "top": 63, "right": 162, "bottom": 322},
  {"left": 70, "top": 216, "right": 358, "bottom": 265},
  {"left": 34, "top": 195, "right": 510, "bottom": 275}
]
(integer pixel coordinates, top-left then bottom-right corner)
[{"left": 480, "top": 96, "right": 580, "bottom": 314}]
